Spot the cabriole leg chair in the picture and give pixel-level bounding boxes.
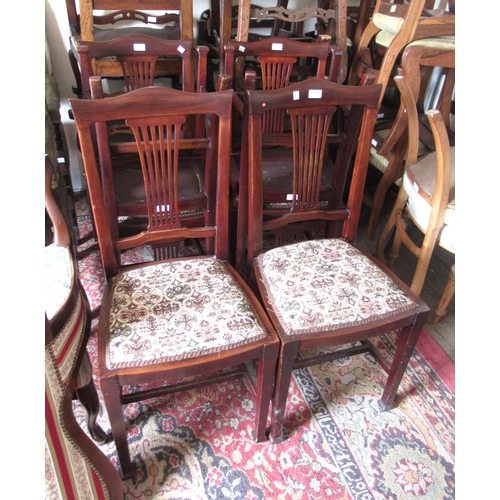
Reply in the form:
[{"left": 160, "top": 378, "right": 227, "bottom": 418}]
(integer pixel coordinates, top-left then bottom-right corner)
[
  {"left": 70, "top": 85, "right": 280, "bottom": 479},
  {"left": 45, "top": 157, "right": 123, "bottom": 499},
  {"left": 240, "top": 77, "right": 430, "bottom": 443}
]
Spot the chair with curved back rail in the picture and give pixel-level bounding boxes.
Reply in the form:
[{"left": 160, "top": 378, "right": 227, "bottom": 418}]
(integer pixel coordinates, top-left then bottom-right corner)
[
  {"left": 240, "top": 77, "right": 430, "bottom": 443},
  {"left": 69, "top": 85, "right": 280, "bottom": 479},
  {"left": 74, "top": 36, "right": 209, "bottom": 239},
  {"left": 76, "top": 35, "right": 207, "bottom": 142},
  {"left": 45, "top": 156, "right": 124, "bottom": 499},
  {"left": 87, "top": 73, "right": 228, "bottom": 242},
  {"left": 376, "top": 75, "right": 455, "bottom": 323},
  {"left": 197, "top": 0, "right": 280, "bottom": 90},
  {"left": 66, "top": 0, "right": 194, "bottom": 89},
  {"left": 363, "top": 36, "right": 455, "bottom": 239},
  {"left": 346, "top": 0, "right": 455, "bottom": 238},
  {"left": 223, "top": 36, "right": 335, "bottom": 265},
  {"left": 76, "top": 35, "right": 206, "bottom": 99},
  {"left": 227, "top": 0, "right": 348, "bottom": 86}
]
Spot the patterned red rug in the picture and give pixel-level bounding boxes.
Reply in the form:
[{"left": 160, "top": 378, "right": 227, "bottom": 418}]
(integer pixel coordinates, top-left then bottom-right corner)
[{"left": 74, "top": 196, "right": 455, "bottom": 499}]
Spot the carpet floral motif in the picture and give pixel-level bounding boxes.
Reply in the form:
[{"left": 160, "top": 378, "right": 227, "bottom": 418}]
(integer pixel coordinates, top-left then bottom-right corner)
[{"left": 73, "top": 196, "right": 455, "bottom": 499}]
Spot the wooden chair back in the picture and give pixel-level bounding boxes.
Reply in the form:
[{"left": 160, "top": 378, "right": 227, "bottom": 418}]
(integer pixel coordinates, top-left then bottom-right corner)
[
  {"left": 77, "top": 35, "right": 203, "bottom": 98},
  {"left": 224, "top": 36, "right": 332, "bottom": 93},
  {"left": 364, "top": 39, "right": 455, "bottom": 238},
  {"left": 241, "top": 77, "right": 381, "bottom": 277},
  {"left": 70, "top": 84, "right": 234, "bottom": 279},
  {"left": 67, "top": 0, "right": 194, "bottom": 78},
  {"left": 348, "top": 0, "right": 427, "bottom": 100}
]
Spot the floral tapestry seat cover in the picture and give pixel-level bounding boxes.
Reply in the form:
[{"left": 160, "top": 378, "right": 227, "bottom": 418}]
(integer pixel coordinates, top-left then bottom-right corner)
[
  {"left": 103, "top": 257, "right": 270, "bottom": 370},
  {"left": 255, "top": 239, "right": 417, "bottom": 337}
]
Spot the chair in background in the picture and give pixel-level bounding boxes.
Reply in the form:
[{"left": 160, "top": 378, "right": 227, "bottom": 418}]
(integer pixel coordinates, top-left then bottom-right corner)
[
  {"left": 223, "top": 36, "right": 335, "bottom": 265},
  {"left": 87, "top": 72, "right": 216, "bottom": 241},
  {"left": 346, "top": 0, "right": 455, "bottom": 238},
  {"left": 76, "top": 35, "right": 207, "bottom": 140},
  {"left": 363, "top": 35, "right": 455, "bottom": 239},
  {"left": 76, "top": 35, "right": 206, "bottom": 99},
  {"left": 66, "top": 0, "right": 193, "bottom": 82},
  {"left": 197, "top": 0, "right": 280, "bottom": 90},
  {"left": 376, "top": 75, "right": 454, "bottom": 323},
  {"left": 230, "top": 0, "right": 349, "bottom": 85},
  {"left": 45, "top": 157, "right": 123, "bottom": 499},
  {"left": 240, "top": 77, "right": 430, "bottom": 443},
  {"left": 69, "top": 85, "right": 280, "bottom": 479}
]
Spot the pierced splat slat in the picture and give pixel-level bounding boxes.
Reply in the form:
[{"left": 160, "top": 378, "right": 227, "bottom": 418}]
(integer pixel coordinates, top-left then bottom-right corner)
[
  {"left": 118, "top": 55, "right": 158, "bottom": 91},
  {"left": 288, "top": 106, "right": 337, "bottom": 211},
  {"left": 126, "top": 116, "right": 186, "bottom": 230},
  {"left": 260, "top": 55, "right": 296, "bottom": 134}
]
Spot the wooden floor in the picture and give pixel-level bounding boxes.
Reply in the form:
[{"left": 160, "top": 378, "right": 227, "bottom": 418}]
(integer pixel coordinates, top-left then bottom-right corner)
[{"left": 355, "top": 186, "right": 455, "bottom": 362}]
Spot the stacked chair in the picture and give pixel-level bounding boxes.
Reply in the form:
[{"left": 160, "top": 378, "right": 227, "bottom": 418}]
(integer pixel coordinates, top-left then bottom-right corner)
[
  {"left": 376, "top": 73, "right": 455, "bottom": 323},
  {"left": 66, "top": 0, "right": 194, "bottom": 88},
  {"left": 73, "top": 35, "right": 210, "bottom": 240},
  {"left": 347, "top": 0, "right": 455, "bottom": 239},
  {"left": 49, "top": 0, "right": 453, "bottom": 487}
]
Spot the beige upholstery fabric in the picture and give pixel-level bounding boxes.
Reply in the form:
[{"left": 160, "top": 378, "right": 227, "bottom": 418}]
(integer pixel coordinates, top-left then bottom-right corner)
[
  {"left": 407, "top": 36, "right": 455, "bottom": 50},
  {"left": 403, "top": 146, "right": 455, "bottom": 252},
  {"left": 373, "top": 13, "right": 404, "bottom": 47},
  {"left": 373, "top": 13, "right": 405, "bottom": 34},
  {"left": 45, "top": 245, "right": 74, "bottom": 321}
]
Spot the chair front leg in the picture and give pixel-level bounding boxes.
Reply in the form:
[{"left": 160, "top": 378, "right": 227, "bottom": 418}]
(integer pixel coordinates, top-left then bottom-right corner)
[
  {"left": 379, "top": 310, "right": 429, "bottom": 411},
  {"left": 252, "top": 343, "right": 279, "bottom": 443},
  {"left": 269, "top": 340, "right": 300, "bottom": 444},
  {"left": 100, "top": 376, "right": 134, "bottom": 479}
]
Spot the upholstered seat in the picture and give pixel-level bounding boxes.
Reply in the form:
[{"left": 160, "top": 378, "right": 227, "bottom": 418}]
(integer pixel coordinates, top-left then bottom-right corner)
[
  {"left": 256, "top": 239, "right": 417, "bottom": 336},
  {"left": 403, "top": 146, "right": 455, "bottom": 252},
  {"left": 369, "top": 128, "right": 434, "bottom": 183},
  {"left": 45, "top": 244, "right": 73, "bottom": 321},
  {"left": 376, "top": 75, "right": 455, "bottom": 322},
  {"left": 104, "top": 257, "right": 269, "bottom": 369}
]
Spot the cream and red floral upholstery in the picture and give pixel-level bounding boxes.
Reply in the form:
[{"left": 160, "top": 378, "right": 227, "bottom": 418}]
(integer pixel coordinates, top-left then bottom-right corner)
[
  {"left": 256, "top": 239, "right": 417, "bottom": 337},
  {"left": 104, "top": 257, "right": 269, "bottom": 369}
]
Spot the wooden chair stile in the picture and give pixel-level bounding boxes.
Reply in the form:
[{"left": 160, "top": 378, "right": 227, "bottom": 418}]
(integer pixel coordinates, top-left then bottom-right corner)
[
  {"left": 69, "top": 85, "right": 280, "bottom": 479},
  {"left": 238, "top": 77, "right": 430, "bottom": 443}
]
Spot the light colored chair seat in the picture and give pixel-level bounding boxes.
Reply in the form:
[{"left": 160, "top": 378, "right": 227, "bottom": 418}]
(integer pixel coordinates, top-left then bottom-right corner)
[
  {"left": 403, "top": 145, "right": 455, "bottom": 252},
  {"left": 105, "top": 257, "right": 269, "bottom": 369},
  {"left": 45, "top": 244, "right": 73, "bottom": 321},
  {"left": 407, "top": 35, "right": 455, "bottom": 50},
  {"left": 256, "top": 239, "right": 417, "bottom": 337}
]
